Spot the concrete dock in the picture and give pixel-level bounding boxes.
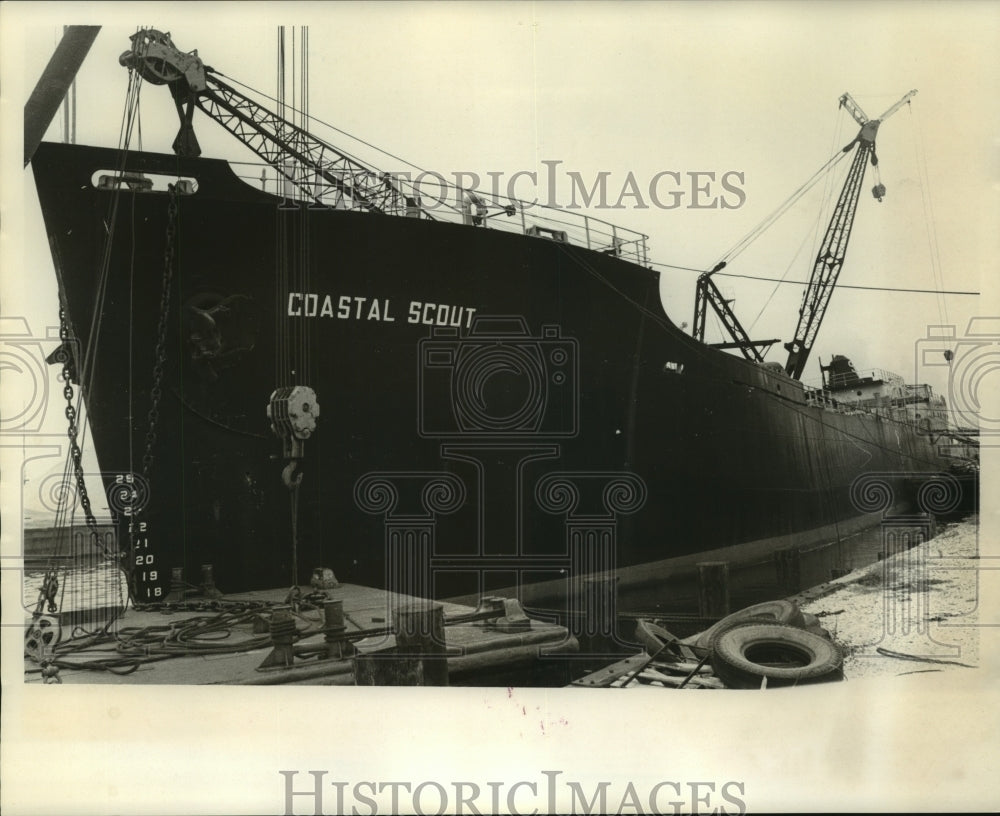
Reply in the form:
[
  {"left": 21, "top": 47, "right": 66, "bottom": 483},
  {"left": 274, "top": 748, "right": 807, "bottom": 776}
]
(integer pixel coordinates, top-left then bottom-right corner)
[{"left": 23, "top": 582, "right": 578, "bottom": 686}]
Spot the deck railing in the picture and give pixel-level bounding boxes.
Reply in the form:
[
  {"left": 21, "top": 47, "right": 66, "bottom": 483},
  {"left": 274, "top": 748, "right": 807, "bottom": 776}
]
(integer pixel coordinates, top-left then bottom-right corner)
[
  {"left": 231, "top": 162, "right": 650, "bottom": 266},
  {"left": 825, "top": 366, "right": 904, "bottom": 390}
]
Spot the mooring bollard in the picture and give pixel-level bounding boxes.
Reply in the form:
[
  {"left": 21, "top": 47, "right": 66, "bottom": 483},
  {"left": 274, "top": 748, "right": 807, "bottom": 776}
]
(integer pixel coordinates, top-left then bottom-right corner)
[
  {"left": 258, "top": 605, "right": 297, "bottom": 669},
  {"left": 354, "top": 602, "right": 448, "bottom": 686},
  {"left": 697, "top": 561, "right": 730, "bottom": 618},
  {"left": 199, "top": 563, "right": 223, "bottom": 599},
  {"left": 323, "top": 599, "right": 349, "bottom": 660},
  {"left": 164, "top": 567, "right": 187, "bottom": 602},
  {"left": 480, "top": 596, "right": 531, "bottom": 634}
]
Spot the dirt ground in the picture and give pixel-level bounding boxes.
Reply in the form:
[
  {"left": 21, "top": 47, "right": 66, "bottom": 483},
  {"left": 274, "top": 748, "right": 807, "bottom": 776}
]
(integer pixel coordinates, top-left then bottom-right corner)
[{"left": 798, "top": 515, "right": 981, "bottom": 680}]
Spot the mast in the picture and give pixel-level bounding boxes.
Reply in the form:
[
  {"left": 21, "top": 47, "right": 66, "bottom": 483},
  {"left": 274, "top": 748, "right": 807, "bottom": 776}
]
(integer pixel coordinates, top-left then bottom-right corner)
[
  {"left": 692, "top": 263, "right": 779, "bottom": 361},
  {"left": 24, "top": 26, "right": 100, "bottom": 166}
]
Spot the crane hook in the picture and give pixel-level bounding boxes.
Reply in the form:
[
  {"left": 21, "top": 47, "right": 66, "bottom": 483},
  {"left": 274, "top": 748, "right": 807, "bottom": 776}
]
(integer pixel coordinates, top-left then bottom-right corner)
[{"left": 281, "top": 459, "right": 303, "bottom": 490}]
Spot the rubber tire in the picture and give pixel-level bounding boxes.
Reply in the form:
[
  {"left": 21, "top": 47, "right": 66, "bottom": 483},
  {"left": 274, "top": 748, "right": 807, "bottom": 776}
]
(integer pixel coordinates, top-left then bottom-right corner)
[
  {"left": 634, "top": 619, "right": 679, "bottom": 656},
  {"left": 691, "top": 600, "right": 807, "bottom": 652},
  {"left": 696, "top": 614, "right": 779, "bottom": 652},
  {"left": 710, "top": 622, "right": 843, "bottom": 689}
]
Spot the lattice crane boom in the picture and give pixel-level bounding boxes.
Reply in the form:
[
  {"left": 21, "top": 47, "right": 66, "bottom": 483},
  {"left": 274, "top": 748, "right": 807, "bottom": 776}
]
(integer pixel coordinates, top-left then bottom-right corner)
[
  {"left": 783, "top": 89, "right": 916, "bottom": 380},
  {"left": 838, "top": 92, "right": 869, "bottom": 127},
  {"left": 119, "top": 29, "right": 415, "bottom": 215}
]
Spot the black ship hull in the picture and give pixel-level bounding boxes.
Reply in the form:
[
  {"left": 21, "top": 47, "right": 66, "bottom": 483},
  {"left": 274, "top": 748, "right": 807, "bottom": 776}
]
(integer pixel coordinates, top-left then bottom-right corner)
[{"left": 32, "top": 142, "right": 953, "bottom": 606}]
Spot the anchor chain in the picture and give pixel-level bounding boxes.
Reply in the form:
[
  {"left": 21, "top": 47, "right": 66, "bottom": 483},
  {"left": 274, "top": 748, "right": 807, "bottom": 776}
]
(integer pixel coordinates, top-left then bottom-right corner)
[
  {"left": 30, "top": 304, "right": 106, "bottom": 624},
  {"left": 142, "top": 183, "right": 179, "bottom": 479},
  {"left": 58, "top": 303, "right": 103, "bottom": 554},
  {"left": 121, "top": 183, "right": 180, "bottom": 610}
]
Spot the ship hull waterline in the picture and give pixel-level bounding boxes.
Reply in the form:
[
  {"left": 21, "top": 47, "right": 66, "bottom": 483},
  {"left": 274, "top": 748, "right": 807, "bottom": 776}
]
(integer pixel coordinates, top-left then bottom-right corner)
[{"left": 31, "top": 142, "right": 952, "bottom": 612}]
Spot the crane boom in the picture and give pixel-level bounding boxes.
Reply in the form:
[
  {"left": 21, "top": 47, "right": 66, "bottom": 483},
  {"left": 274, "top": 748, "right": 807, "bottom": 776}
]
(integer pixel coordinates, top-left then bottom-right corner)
[
  {"left": 783, "top": 141, "right": 872, "bottom": 379},
  {"left": 195, "top": 75, "right": 407, "bottom": 213},
  {"left": 783, "top": 89, "right": 916, "bottom": 380},
  {"left": 838, "top": 92, "right": 869, "bottom": 127},
  {"left": 692, "top": 264, "right": 778, "bottom": 361},
  {"left": 875, "top": 89, "right": 918, "bottom": 123},
  {"left": 119, "top": 29, "right": 415, "bottom": 215}
]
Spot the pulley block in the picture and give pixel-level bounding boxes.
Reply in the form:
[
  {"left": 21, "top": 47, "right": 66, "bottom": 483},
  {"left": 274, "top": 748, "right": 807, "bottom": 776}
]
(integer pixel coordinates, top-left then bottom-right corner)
[
  {"left": 267, "top": 385, "right": 320, "bottom": 442},
  {"left": 24, "top": 615, "right": 61, "bottom": 661}
]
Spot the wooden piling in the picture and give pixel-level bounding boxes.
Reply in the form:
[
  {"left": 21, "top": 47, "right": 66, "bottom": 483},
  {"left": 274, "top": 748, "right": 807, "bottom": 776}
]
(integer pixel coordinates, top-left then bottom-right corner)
[
  {"left": 697, "top": 561, "right": 730, "bottom": 618},
  {"left": 774, "top": 548, "right": 802, "bottom": 594},
  {"left": 354, "top": 602, "right": 448, "bottom": 686}
]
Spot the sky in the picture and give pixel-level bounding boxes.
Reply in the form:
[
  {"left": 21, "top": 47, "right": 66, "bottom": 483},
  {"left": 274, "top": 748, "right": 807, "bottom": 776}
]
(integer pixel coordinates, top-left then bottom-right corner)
[
  {"left": 4, "top": 1, "right": 997, "bottom": 522},
  {"left": 6, "top": 2, "right": 997, "bottom": 380},
  {"left": 1, "top": 4, "right": 999, "bottom": 813}
]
